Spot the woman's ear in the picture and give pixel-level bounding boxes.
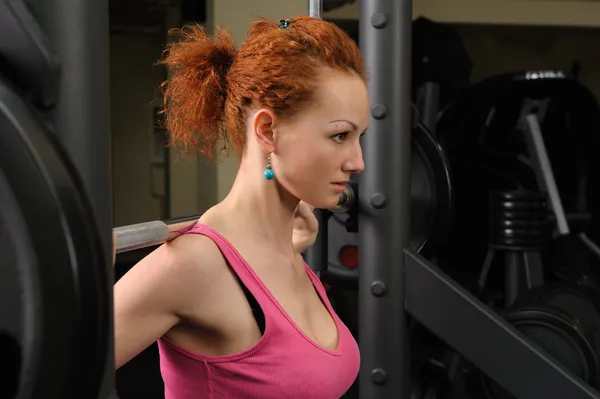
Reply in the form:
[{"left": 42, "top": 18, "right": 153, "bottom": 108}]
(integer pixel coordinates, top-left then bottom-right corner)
[{"left": 252, "top": 108, "right": 277, "bottom": 154}]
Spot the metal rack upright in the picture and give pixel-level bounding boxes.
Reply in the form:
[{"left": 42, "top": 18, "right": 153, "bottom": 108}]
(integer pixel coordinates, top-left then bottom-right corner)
[{"left": 356, "top": 1, "right": 600, "bottom": 398}]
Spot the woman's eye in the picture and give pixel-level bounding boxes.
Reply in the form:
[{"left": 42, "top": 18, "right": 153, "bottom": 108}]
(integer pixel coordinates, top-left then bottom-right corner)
[{"left": 332, "top": 131, "right": 350, "bottom": 143}]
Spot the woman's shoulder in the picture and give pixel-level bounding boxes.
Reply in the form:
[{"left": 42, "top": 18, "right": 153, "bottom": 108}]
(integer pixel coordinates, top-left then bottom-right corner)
[
  {"left": 165, "top": 226, "right": 229, "bottom": 280},
  {"left": 167, "top": 204, "right": 250, "bottom": 275}
]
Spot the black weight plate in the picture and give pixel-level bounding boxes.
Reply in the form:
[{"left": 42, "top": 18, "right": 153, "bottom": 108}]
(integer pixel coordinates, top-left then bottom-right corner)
[
  {"left": 0, "top": 76, "right": 110, "bottom": 398},
  {"left": 516, "top": 282, "right": 600, "bottom": 384},
  {"left": 483, "top": 305, "right": 597, "bottom": 399},
  {"left": 324, "top": 121, "right": 453, "bottom": 285},
  {"left": 0, "top": 167, "right": 34, "bottom": 398}
]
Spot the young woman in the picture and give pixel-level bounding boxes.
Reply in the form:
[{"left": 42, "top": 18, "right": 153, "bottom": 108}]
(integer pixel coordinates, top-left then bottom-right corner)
[{"left": 113, "top": 16, "right": 369, "bottom": 399}]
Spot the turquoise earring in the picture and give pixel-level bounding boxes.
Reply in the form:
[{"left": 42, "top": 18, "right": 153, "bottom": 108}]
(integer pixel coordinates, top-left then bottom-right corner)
[{"left": 264, "top": 154, "right": 275, "bottom": 180}]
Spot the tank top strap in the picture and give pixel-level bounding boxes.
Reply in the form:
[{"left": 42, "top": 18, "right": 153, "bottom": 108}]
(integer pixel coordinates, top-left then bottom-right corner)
[
  {"left": 181, "top": 223, "right": 271, "bottom": 302},
  {"left": 303, "top": 265, "right": 336, "bottom": 315}
]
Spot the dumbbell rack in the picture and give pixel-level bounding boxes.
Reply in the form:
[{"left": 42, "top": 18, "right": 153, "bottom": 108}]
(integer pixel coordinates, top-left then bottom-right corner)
[{"left": 308, "top": 1, "right": 600, "bottom": 398}]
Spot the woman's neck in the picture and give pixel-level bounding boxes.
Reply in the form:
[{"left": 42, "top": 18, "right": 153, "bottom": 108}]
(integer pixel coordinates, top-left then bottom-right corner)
[{"left": 220, "top": 160, "right": 299, "bottom": 256}]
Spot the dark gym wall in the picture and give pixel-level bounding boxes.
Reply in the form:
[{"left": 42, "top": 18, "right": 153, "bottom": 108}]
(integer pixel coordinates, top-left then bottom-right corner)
[
  {"left": 453, "top": 24, "right": 600, "bottom": 98},
  {"left": 110, "top": 3, "right": 219, "bottom": 226},
  {"left": 324, "top": 2, "right": 600, "bottom": 103},
  {"left": 110, "top": 33, "right": 166, "bottom": 226}
]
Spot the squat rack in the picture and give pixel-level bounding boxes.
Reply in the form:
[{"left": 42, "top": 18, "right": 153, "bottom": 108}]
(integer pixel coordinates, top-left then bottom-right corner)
[
  {"left": 360, "top": 1, "right": 598, "bottom": 398},
  {"left": 28, "top": 0, "right": 600, "bottom": 397}
]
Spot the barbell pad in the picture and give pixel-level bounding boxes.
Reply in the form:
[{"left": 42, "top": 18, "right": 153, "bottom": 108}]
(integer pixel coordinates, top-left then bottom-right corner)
[{"left": 114, "top": 220, "right": 169, "bottom": 253}]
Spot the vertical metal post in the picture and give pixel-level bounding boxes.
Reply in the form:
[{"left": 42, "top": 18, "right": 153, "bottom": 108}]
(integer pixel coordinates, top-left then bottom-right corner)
[
  {"left": 359, "top": 0, "right": 412, "bottom": 398},
  {"left": 26, "top": 0, "right": 114, "bottom": 397},
  {"left": 308, "top": 0, "right": 323, "bottom": 19}
]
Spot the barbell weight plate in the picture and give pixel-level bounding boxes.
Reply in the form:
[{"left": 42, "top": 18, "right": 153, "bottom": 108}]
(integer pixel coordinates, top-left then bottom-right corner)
[
  {"left": 482, "top": 303, "right": 598, "bottom": 399},
  {"left": 0, "top": 76, "right": 110, "bottom": 398},
  {"left": 323, "top": 120, "right": 453, "bottom": 286},
  {"left": 518, "top": 282, "right": 600, "bottom": 385}
]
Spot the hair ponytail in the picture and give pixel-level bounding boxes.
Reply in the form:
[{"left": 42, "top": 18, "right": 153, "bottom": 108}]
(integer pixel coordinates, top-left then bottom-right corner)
[
  {"left": 158, "top": 25, "right": 236, "bottom": 159},
  {"left": 158, "top": 17, "right": 364, "bottom": 159}
]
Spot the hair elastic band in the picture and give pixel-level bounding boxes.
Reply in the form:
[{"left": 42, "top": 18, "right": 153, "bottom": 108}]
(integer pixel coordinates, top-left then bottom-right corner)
[{"left": 279, "top": 19, "right": 291, "bottom": 29}]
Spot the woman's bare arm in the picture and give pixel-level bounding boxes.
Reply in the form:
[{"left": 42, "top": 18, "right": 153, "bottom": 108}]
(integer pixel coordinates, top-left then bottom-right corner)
[{"left": 113, "top": 235, "right": 224, "bottom": 369}]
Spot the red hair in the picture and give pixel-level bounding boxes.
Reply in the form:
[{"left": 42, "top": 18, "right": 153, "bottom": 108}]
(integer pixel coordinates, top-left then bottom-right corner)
[{"left": 158, "top": 16, "right": 365, "bottom": 160}]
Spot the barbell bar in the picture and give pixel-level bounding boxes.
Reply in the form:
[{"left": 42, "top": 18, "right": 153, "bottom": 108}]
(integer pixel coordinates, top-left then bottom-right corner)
[{"left": 114, "top": 215, "right": 200, "bottom": 254}]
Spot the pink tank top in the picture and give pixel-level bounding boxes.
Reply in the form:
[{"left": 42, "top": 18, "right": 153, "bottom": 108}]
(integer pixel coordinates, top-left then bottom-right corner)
[{"left": 156, "top": 224, "right": 360, "bottom": 399}]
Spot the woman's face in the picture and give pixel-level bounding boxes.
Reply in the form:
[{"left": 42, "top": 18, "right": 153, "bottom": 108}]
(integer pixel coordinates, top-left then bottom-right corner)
[{"left": 272, "top": 70, "right": 370, "bottom": 209}]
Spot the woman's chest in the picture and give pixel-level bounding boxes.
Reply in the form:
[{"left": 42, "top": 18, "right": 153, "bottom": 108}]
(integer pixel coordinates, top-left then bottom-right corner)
[
  {"left": 210, "top": 326, "right": 361, "bottom": 399},
  {"left": 174, "top": 257, "right": 340, "bottom": 356}
]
